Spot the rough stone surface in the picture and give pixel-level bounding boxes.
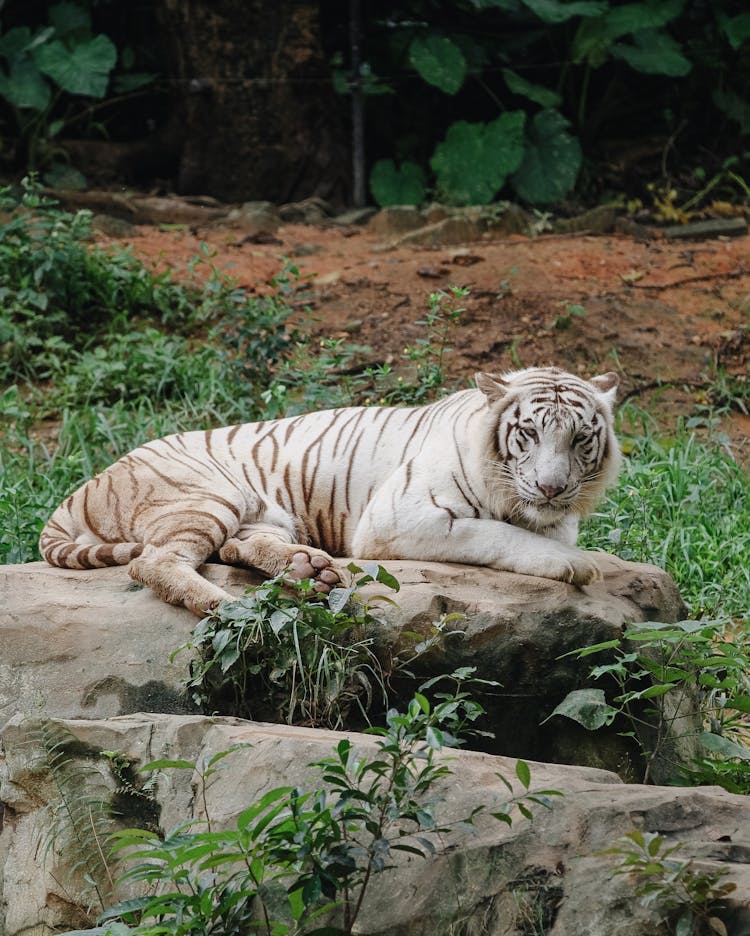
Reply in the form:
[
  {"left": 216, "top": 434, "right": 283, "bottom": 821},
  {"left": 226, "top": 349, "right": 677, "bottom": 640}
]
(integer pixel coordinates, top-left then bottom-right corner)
[
  {"left": 278, "top": 196, "right": 333, "bottom": 224},
  {"left": 369, "top": 203, "right": 537, "bottom": 247},
  {"left": 330, "top": 206, "right": 378, "bottom": 226},
  {"left": 1, "top": 556, "right": 691, "bottom": 780},
  {"left": 1, "top": 713, "right": 748, "bottom": 936},
  {"left": 226, "top": 200, "right": 282, "bottom": 234},
  {"left": 367, "top": 205, "right": 425, "bottom": 238},
  {"left": 388, "top": 216, "right": 485, "bottom": 248}
]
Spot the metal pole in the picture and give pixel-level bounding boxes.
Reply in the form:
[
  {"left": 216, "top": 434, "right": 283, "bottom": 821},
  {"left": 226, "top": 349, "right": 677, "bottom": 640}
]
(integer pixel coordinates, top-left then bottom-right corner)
[{"left": 350, "top": 0, "right": 366, "bottom": 207}]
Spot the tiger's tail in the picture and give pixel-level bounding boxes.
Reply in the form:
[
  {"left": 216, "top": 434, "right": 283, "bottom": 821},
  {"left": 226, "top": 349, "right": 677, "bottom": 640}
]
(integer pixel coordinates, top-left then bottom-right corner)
[{"left": 39, "top": 514, "right": 143, "bottom": 569}]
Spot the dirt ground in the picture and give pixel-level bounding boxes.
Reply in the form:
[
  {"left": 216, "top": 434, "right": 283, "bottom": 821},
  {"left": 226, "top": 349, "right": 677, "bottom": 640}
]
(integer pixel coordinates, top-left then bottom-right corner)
[{"left": 114, "top": 220, "right": 750, "bottom": 455}]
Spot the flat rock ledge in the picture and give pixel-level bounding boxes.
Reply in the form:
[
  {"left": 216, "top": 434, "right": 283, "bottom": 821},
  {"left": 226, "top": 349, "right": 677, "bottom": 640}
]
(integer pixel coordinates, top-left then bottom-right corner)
[
  {"left": 1, "top": 713, "right": 749, "bottom": 936},
  {"left": 1, "top": 555, "right": 690, "bottom": 781}
]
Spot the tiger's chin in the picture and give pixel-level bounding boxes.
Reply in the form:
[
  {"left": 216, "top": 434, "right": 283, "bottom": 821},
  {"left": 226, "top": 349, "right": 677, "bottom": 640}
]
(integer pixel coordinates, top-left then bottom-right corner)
[{"left": 518, "top": 499, "right": 572, "bottom": 530}]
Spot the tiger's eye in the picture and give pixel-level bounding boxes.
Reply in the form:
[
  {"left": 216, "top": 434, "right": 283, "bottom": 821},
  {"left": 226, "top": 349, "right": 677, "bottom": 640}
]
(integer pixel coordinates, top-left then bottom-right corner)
[{"left": 520, "top": 426, "right": 539, "bottom": 443}]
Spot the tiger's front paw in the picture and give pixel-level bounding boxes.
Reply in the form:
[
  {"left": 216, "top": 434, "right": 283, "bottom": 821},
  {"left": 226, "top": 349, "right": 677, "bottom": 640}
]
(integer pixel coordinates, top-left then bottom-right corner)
[
  {"left": 566, "top": 554, "right": 603, "bottom": 587},
  {"left": 511, "top": 546, "right": 603, "bottom": 587},
  {"left": 546, "top": 551, "right": 603, "bottom": 587},
  {"left": 288, "top": 550, "right": 347, "bottom": 594}
]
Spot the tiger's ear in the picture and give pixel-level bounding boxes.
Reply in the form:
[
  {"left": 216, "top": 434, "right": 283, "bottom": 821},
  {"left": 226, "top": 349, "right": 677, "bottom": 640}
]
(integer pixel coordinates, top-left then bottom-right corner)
[
  {"left": 475, "top": 371, "right": 510, "bottom": 402},
  {"left": 589, "top": 371, "right": 619, "bottom": 404}
]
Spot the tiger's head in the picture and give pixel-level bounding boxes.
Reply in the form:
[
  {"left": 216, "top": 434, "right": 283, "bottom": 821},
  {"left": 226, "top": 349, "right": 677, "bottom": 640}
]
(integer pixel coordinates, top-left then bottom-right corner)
[{"left": 476, "top": 366, "right": 622, "bottom": 531}]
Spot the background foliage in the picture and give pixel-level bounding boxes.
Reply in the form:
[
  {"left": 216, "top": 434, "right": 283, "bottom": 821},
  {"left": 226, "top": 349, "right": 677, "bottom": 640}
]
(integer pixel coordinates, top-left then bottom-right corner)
[
  {"left": 0, "top": 0, "right": 748, "bottom": 206},
  {"left": 329, "top": 0, "right": 750, "bottom": 206}
]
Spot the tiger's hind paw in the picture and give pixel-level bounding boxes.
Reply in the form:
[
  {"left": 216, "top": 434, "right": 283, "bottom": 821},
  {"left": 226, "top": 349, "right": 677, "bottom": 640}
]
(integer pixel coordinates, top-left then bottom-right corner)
[{"left": 288, "top": 550, "right": 348, "bottom": 594}]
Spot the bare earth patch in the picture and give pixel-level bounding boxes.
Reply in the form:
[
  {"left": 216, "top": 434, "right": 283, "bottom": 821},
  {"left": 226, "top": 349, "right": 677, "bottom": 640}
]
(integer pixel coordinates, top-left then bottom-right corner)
[{"left": 111, "top": 220, "right": 750, "bottom": 453}]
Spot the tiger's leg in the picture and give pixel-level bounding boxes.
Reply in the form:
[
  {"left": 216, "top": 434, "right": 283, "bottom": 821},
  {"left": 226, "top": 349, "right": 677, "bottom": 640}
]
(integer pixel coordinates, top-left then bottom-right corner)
[
  {"left": 219, "top": 523, "right": 345, "bottom": 593},
  {"left": 128, "top": 499, "right": 244, "bottom": 615},
  {"left": 128, "top": 542, "right": 234, "bottom": 615}
]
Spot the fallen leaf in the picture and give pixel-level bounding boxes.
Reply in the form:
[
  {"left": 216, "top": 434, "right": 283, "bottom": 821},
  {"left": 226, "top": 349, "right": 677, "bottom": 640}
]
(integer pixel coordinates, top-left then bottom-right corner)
[{"left": 620, "top": 270, "right": 644, "bottom": 284}]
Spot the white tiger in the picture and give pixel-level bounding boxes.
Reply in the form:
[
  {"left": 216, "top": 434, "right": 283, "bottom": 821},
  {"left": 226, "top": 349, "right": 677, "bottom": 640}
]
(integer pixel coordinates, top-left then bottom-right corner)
[{"left": 40, "top": 366, "right": 622, "bottom": 614}]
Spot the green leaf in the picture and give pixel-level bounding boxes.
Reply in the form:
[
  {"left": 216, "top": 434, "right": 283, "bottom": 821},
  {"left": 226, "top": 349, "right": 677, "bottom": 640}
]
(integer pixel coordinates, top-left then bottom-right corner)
[
  {"left": 603, "top": 0, "right": 685, "bottom": 38},
  {"left": 112, "top": 72, "right": 156, "bottom": 94},
  {"left": 408, "top": 34, "right": 467, "bottom": 95},
  {"left": 502, "top": 68, "right": 561, "bottom": 108},
  {"left": 42, "top": 163, "right": 87, "bottom": 191},
  {"left": 431, "top": 112, "right": 526, "bottom": 205},
  {"left": 413, "top": 692, "right": 431, "bottom": 714},
  {"left": 491, "top": 810, "right": 513, "bottom": 825},
  {"left": 511, "top": 108, "right": 581, "bottom": 205},
  {"left": 269, "top": 607, "right": 295, "bottom": 634},
  {"left": 0, "top": 56, "right": 50, "bottom": 110},
  {"left": 728, "top": 694, "right": 750, "bottom": 714},
  {"left": 572, "top": 0, "right": 685, "bottom": 66},
  {"left": 610, "top": 30, "right": 691, "bottom": 77},
  {"left": 713, "top": 88, "right": 750, "bottom": 135},
  {"left": 638, "top": 683, "right": 674, "bottom": 699},
  {"left": 326, "top": 585, "right": 353, "bottom": 613},
  {"left": 718, "top": 12, "right": 750, "bottom": 50},
  {"left": 560, "top": 638, "right": 622, "bottom": 659},
  {"left": 369, "top": 158, "right": 426, "bottom": 207},
  {"left": 521, "top": 0, "right": 608, "bottom": 24},
  {"left": 699, "top": 732, "right": 750, "bottom": 761},
  {"left": 35, "top": 33, "right": 117, "bottom": 97},
  {"left": 49, "top": 1, "right": 92, "bottom": 36},
  {"left": 375, "top": 564, "right": 401, "bottom": 592},
  {"left": 675, "top": 908, "right": 695, "bottom": 936},
  {"left": 515, "top": 758, "right": 531, "bottom": 789},
  {"left": 425, "top": 726, "right": 444, "bottom": 749},
  {"left": 0, "top": 27, "right": 35, "bottom": 60},
  {"left": 545, "top": 688, "right": 617, "bottom": 729}
]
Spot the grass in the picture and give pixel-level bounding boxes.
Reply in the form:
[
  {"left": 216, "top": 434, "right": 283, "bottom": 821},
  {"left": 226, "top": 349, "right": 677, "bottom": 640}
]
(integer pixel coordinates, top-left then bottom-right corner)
[{"left": 580, "top": 405, "right": 750, "bottom": 622}]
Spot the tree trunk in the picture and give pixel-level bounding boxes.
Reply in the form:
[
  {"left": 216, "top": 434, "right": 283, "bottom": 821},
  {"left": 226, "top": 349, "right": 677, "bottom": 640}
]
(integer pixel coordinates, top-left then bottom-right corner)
[{"left": 154, "top": 0, "right": 348, "bottom": 204}]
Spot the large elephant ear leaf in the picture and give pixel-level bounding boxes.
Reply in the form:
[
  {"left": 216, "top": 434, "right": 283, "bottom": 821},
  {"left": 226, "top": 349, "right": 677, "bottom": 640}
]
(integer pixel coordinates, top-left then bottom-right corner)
[
  {"left": 35, "top": 33, "right": 117, "bottom": 98},
  {"left": 0, "top": 56, "right": 51, "bottom": 110},
  {"left": 610, "top": 29, "right": 691, "bottom": 77},
  {"left": 369, "top": 159, "right": 426, "bottom": 207},
  {"left": 408, "top": 34, "right": 467, "bottom": 95},
  {"left": 430, "top": 112, "right": 526, "bottom": 205},
  {"left": 511, "top": 109, "right": 582, "bottom": 205}
]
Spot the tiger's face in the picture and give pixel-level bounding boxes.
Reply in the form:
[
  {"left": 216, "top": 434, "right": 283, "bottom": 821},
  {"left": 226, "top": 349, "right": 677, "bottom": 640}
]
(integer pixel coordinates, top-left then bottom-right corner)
[{"left": 476, "top": 367, "right": 621, "bottom": 530}]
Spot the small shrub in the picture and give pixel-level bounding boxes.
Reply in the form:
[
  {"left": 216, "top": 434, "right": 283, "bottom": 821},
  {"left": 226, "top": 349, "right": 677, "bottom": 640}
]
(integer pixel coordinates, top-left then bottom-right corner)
[
  {"left": 605, "top": 830, "right": 735, "bottom": 936},
  {"left": 178, "top": 563, "right": 402, "bottom": 729},
  {"left": 99, "top": 676, "right": 557, "bottom": 936}
]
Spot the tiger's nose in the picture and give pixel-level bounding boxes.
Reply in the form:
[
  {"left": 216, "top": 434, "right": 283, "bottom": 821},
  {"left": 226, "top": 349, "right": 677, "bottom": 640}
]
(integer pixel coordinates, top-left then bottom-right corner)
[{"left": 538, "top": 482, "right": 565, "bottom": 500}]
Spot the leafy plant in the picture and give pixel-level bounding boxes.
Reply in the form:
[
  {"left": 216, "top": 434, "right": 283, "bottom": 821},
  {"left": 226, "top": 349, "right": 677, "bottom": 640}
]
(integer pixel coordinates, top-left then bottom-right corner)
[
  {"left": 550, "top": 301, "right": 585, "bottom": 331},
  {"left": 408, "top": 33, "right": 467, "bottom": 95},
  {"left": 178, "top": 562, "right": 401, "bottom": 729},
  {"left": 99, "top": 676, "right": 558, "bottom": 936},
  {"left": 368, "top": 158, "right": 426, "bottom": 206},
  {"left": 605, "top": 830, "right": 735, "bottom": 936},
  {"left": 27, "top": 720, "right": 122, "bottom": 918},
  {"left": 430, "top": 113, "right": 526, "bottom": 205},
  {"left": 0, "top": 1, "right": 153, "bottom": 170},
  {"left": 511, "top": 109, "right": 582, "bottom": 206},
  {"left": 357, "top": 0, "right": 750, "bottom": 207},
  {"left": 549, "top": 618, "right": 750, "bottom": 785},
  {"left": 375, "top": 286, "right": 467, "bottom": 406}
]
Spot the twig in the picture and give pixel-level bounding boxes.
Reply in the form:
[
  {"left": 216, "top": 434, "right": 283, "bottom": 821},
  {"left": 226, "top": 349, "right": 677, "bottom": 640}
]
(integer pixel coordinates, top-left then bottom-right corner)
[
  {"left": 630, "top": 268, "right": 747, "bottom": 291},
  {"left": 622, "top": 378, "right": 707, "bottom": 402}
]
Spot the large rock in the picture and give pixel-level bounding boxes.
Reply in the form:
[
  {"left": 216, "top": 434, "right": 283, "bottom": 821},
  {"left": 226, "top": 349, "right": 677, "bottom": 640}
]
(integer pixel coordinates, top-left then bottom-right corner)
[
  {"left": 0, "top": 556, "right": 690, "bottom": 779},
  {"left": 1, "top": 713, "right": 748, "bottom": 936}
]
